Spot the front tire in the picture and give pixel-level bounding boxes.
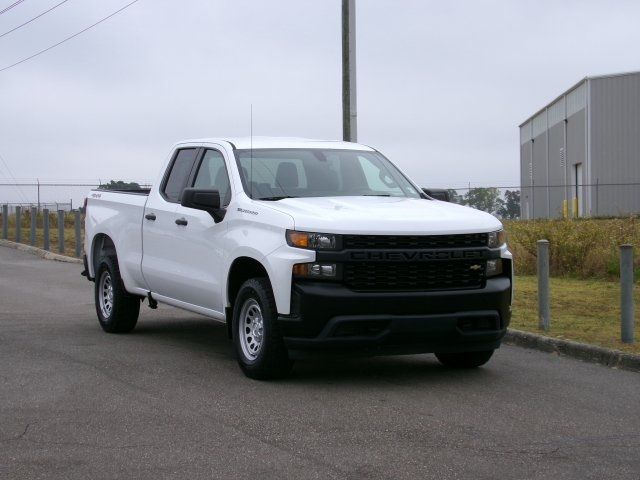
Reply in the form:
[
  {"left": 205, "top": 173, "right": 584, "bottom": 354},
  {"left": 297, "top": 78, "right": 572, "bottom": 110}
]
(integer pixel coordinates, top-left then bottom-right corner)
[
  {"left": 94, "top": 256, "right": 140, "bottom": 333},
  {"left": 232, "top": 278, "right": 292, "bottom": 380},
  {"left": 435, "top": 350, "right": 494, "bottom": 368}
]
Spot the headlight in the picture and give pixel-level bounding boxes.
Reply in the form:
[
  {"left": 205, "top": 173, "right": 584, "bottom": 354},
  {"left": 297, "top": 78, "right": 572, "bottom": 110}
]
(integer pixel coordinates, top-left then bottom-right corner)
[
  {"left": 286, "top": 230, "right": 339, "bottom": 250},
  {"left": 487, "top": 229, "right": 507, "bottom": 248}
]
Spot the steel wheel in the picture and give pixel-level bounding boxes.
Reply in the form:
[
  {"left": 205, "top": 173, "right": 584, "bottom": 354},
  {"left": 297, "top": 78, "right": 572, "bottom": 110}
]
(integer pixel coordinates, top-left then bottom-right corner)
[
  {"left": 239, "top": 298, "right": 264, "bottom": 361},
  {"left": 98, "top": 270, "right": 114, "bottom": 319}
]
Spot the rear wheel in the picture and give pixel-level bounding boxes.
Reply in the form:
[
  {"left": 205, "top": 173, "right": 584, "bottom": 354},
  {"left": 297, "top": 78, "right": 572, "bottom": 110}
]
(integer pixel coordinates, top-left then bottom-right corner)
[
  {"left": 94, "top": 256, "right": 140, "bottom": 333},
  {"left": 435, "top": 350, "right": 494, "bottom": 368},
  {"left": 232, "top": 278, "right": 292, "bottom": 379}
]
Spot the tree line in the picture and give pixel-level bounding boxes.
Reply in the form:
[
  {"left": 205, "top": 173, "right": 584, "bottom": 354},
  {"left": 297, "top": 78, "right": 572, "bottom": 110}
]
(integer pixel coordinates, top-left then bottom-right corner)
[{"left": 448, "top": 188, "right": 520, "bottom": 219}]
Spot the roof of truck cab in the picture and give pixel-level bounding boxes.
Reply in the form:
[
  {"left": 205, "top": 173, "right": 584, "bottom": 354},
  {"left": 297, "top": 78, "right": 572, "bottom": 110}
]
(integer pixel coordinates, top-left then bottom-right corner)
[{"left": 175, "top": 136, "right": 376, "bottom": 151}]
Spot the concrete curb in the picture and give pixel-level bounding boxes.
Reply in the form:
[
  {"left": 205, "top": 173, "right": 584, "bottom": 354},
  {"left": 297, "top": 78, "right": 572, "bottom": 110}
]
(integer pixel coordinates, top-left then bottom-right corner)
[
  {"left": 505, "top": 329, "right": 640, "bottom": 373},
  {"left": 0, "top": 239, "right": 82, "bottom": 264}
]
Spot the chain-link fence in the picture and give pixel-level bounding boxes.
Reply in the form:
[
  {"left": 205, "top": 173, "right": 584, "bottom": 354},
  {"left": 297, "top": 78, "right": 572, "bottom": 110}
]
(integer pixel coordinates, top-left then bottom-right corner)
[{"left": 0, "top": 181, "right": 152, "bottom": 215}]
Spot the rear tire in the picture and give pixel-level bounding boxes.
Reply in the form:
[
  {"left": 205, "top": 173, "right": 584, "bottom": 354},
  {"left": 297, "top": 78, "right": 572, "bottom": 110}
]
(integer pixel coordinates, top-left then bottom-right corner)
[
  {"left": 435, "top": 350, "right": 494, "bottom": 368},
  {"left": 232, "top": 278, "right": 292, "bottom": 380},
  {"left": 94, "top": 256, "right": 140, "bottom": 333}
]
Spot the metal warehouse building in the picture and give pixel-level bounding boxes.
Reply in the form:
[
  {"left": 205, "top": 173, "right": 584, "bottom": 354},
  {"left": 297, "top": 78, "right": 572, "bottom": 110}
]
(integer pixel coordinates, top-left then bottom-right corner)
[{"left": 519, "top": 71, "right": 640, "bottom": 219}]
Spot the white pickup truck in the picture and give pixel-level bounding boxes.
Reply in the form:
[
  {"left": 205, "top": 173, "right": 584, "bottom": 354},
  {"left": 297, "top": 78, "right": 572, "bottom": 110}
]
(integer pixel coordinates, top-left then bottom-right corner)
[{"left": 84, "top": 137, "right": 512, "bottom": 379}]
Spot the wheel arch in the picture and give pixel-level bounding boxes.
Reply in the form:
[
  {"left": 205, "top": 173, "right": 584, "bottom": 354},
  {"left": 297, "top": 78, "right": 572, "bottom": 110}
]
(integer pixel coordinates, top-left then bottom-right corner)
[
  {"left": 227, "top": 256, "right": 272, "bottom": 309},
  {"left": 225, "top": 256, "right": 274, "bottom": 340},
  {"left": 90, "top": 233, "right": 117, "bottom": 276}
]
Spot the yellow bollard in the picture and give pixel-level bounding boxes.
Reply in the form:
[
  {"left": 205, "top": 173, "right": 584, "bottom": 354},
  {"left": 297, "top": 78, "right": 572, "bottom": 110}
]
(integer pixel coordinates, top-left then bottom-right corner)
[{"left": 562, "top": 199, "right": 568, "bottom": 219}]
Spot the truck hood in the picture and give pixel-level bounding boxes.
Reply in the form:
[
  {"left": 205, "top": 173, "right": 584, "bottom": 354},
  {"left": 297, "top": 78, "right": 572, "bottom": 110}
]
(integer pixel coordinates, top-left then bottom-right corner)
[{"left": 262, "top": 196, "right": 502, "bottom": 235}]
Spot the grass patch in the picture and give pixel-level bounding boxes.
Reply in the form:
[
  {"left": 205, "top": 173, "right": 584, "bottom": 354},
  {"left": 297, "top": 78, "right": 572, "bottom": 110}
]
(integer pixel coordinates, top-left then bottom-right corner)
[{"left": 512, "top": 275, "right": 640, "bottom": 354}]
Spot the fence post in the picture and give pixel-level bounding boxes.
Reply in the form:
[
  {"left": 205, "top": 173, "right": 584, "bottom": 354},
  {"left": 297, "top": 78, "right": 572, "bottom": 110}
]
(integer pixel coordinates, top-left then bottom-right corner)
[
  {"left": 15, "top": 206, "right": 22, "bottom": 243},
  {"left": 74, "top": 210, "right": 82, "bottom": 258},
  {"left": 30, "top": 206, "right": 37, "bottom": 246},
  {"left": 620, "top": 245, "right": 635, "bottom": 343},
  {"left": 43, "top": 208, "right": 50, "bottom": 251},
  {"left": 537, "top": 239, "right": 550, "bottom": 331},
  {"left": 2, "top": 204, "right": 7, "bottom": 239},
  {"left": 57, "top": 209, "right": 65, "bottom": 254}
]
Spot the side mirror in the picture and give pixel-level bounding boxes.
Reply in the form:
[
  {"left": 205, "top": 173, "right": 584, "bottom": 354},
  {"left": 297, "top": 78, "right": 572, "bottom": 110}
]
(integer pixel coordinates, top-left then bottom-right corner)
[
  {"left": 422, "top": 188, "right": 451, "bottom": 202},
  {"left": 181, "top": 188, "right": 225, "bottom": 222}
]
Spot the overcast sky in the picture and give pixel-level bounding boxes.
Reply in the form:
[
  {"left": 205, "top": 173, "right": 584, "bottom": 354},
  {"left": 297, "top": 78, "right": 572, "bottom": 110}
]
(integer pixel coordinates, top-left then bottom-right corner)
[{"left": 1, "top": 0, "right": 639, "bottom": 204}]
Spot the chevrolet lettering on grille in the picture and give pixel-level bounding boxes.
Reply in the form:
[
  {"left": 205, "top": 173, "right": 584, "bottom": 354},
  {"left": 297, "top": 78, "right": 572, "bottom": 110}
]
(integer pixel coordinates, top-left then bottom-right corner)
[{"left": 348, "top": 250, "right": 487, "bottom": 262}]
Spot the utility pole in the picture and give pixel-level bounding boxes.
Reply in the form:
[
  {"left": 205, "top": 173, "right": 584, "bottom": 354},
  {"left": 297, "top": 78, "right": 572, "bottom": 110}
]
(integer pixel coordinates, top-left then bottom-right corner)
[{"left": 342, "top": 0, "right": 357, "bottom": 142}]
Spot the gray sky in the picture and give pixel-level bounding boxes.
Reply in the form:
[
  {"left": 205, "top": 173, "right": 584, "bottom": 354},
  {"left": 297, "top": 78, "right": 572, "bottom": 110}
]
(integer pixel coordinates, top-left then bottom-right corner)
[{"left": 1, "top": 0, "right": 640, "bottom": 205}]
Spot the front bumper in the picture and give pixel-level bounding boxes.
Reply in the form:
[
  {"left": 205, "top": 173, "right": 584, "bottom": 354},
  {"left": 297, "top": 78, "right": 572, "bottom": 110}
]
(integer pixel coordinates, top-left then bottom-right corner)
[{"left": 278, "top": 276, "right": 512, "bottom": 355}]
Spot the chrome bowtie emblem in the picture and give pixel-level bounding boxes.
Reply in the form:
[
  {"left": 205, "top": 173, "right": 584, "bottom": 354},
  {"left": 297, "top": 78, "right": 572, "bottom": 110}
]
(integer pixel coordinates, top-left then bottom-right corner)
[{"left": 469, "top": 264, "right": 482, "bottom": 271}]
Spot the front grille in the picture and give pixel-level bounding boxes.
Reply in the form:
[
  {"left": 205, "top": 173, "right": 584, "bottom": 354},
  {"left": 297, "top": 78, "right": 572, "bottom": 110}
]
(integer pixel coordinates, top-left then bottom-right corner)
[
  {"left": 343, "top": 260, "right": 486, "bottom": 292},
  {"left": 343, "top": 233, "right": 488, "bottom": 250}
]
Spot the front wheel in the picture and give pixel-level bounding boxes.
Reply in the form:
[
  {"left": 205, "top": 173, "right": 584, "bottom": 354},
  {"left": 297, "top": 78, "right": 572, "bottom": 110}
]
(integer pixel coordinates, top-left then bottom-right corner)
[
  {"left": 94, "top": 256, "right": 140, "bottom": 333},
  {"left": 232, "top": 278, "right": 292, "bottom": 380},
  {"left": 435, "top": 350, "right": 494, "bottom": 368}
]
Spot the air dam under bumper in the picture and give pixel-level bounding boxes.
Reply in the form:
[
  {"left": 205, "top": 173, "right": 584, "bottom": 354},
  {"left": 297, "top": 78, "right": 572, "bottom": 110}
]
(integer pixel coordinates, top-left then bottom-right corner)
[{"left": 279, "top": 276, "right": 511, "bottom": 355}]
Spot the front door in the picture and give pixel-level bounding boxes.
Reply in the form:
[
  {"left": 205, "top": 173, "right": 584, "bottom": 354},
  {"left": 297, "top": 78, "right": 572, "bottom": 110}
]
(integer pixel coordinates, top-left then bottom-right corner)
[{"left": 166, "top": 148, "right": 232, "bottom": 313}]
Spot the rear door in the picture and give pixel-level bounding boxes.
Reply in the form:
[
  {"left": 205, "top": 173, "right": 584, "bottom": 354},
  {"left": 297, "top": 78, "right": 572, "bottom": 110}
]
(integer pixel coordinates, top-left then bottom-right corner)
[{"left": 141, "top": 147, "right": 200, "bottom": 298}]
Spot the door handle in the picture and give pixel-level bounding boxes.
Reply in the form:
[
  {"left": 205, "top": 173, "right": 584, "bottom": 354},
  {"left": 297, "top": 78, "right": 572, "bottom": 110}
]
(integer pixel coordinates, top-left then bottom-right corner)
[
  {"left": 175, "top": 217, "right": 188, "bottom": 226},
  {"left": 145, "top": 213, "right": 156, "bottom": 221}
]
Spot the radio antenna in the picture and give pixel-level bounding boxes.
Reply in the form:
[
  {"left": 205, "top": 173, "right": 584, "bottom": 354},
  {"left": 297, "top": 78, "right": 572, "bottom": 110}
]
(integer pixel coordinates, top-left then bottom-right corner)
[{"left": 250, "top": 104, "right": 253, "bottom": 199}]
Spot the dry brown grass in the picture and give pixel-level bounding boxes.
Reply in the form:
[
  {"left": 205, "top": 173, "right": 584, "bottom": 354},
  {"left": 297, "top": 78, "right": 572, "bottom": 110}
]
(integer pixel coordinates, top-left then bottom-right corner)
[
  {"left": 5, "top": 226, "right": 81, "bottom": 258},
  {"left": 504, "top": 217, "right": 640, "bottom": 279},
  {"left": 2, "top": 211, "right": 82, "bottom": 257}
]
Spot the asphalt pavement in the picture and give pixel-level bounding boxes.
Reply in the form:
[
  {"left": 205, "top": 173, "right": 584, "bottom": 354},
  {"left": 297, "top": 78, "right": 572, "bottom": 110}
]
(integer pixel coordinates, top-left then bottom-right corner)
[{"left": 1, "top": 246, "right": 639, "bottom": 479}]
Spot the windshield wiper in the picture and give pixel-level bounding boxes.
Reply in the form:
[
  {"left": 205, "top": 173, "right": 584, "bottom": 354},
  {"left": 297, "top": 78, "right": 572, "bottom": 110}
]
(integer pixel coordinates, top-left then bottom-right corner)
[
  {"left": 256, "top": 195, "right": 297, "bottom": 201},
  {"left": 363, "top": 193, "right": 391, "bottom": 197}
]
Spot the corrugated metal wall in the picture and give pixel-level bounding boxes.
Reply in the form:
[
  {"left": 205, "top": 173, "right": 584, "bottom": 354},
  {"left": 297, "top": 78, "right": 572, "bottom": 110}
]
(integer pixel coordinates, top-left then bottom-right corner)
[
  {"left": 521, "top": 73, "right": 640, "bottom": 217},
  {"left": 532, "top": 116, "right": 548, "bottom": 217},
  {"left": 519, "top": 81, "right": 588, "bottom": 218},
  {"left": 547, "top": 121, "right": 566, "bottom": 217},
  {"left": 566, "top": 109, "right": 587, "bottom": 214},
  {"left": 589, "top": 74, "right": 640, "bottom": 216},
  {"left": 519, "top": 121, "right": 533, "bottom": 218}
]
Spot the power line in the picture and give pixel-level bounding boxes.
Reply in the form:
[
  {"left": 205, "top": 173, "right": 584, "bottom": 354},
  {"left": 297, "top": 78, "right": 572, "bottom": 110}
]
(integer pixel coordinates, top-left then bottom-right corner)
[
  {"left": 0, "top": 0, "right": 140, "bottom": 73},
  {"left": 0, "top": 153, "right": 30, "bottom": 202},
  {"left": 0, "top": 0, "right": 26, "bottom": 16},
  {"left": 0, "top": 0, "right": 70, "bottom": 39}
]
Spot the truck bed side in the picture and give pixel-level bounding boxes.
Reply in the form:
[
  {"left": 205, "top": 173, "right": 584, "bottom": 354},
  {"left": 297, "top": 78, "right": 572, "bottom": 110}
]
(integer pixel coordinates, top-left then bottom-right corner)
[{"left": 85, "top": 190, "right": 149, "bottom": 295}]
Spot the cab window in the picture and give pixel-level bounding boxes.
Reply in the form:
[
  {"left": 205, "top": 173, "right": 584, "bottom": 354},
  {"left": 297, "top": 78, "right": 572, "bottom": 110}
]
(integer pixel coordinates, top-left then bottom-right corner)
[{"left": 192, "top": 149, "right": 232, "bottom": 206}]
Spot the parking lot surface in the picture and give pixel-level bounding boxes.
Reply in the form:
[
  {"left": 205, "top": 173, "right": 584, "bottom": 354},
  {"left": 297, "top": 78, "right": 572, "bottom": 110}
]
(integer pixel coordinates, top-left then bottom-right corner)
[{"left": 1, "top": 246, "right": 639, "bottom": 479}]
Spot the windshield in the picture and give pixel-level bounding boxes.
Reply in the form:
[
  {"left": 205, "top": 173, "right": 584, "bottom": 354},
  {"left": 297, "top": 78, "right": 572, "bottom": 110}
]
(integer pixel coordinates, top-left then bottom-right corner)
[{"left": 234, "top": 148, "right": 422, "bottom": 200}]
